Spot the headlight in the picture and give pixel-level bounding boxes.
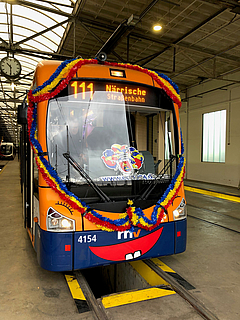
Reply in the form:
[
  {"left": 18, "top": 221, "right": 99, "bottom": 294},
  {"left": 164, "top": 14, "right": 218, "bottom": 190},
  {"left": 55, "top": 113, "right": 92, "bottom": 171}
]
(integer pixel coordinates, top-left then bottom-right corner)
[
  {"left": 173, "top": 198, "right": 187, "bottom": 220},
  {"left": 47, "top": 207, "right": 75, "bottom": 232}
]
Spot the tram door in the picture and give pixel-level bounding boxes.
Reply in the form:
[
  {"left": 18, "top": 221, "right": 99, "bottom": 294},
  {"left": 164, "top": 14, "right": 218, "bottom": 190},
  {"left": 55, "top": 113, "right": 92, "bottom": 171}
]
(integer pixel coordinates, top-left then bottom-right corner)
[
  {"left": 26, "top": 144, "right": 34, "bottom": 235},
  {"left": 20, "top": 125, "right": 33, "bottom": 231},
  {"left": 18, "top": 103, "right": 34, "bottom": 237},
  {"left": 20, "top": 125, "right": 27, "bottom": 224}
]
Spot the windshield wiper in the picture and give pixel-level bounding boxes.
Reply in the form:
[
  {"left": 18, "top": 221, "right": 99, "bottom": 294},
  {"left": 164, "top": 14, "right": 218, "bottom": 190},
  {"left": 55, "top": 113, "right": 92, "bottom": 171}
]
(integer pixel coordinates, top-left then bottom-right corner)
[
  {"left": 63, "top": 153, "right": 111, "bottom": 203},
  {"left": 137, "top": 155, "right": 177, "bottom": 201}
]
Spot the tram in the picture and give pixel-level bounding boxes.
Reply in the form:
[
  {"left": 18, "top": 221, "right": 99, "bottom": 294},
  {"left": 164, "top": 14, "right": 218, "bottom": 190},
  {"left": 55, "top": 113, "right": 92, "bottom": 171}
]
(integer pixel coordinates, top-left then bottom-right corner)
[
  {"left": 18, "top": 56, "right": 186, "bottom": 271},
  {"left": 0, "top": 142, "right": 15, "bottom": 160}
]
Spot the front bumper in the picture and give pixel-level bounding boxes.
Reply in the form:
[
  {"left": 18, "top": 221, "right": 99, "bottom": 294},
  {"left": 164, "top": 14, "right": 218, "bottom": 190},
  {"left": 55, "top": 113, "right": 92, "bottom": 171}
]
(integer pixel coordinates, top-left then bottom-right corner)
[{"left": 35, "top": 219, "right": 187, "bottom": 272}]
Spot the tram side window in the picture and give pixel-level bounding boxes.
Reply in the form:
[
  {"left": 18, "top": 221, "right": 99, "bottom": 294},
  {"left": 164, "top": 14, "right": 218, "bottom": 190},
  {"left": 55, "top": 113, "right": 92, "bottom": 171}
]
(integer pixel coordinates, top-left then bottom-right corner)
[
  {"left": 31, "top": 124, "right": 39, "bottom": 195},
  {"left": 33, "top": 152, "right": 39, "bottom": 196},
  {"left": 164, "top": 111, "right": 176, "bottom": 178}
]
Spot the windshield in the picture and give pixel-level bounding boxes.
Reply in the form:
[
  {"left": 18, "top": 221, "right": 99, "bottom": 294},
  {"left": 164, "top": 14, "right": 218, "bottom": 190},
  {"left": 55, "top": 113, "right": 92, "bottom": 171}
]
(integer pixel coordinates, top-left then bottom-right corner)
[
  {"left": 46, "top": 80, "right": 176, "bottom": 204},
  {"left": 47, "top": 90, "right": 141, "bottom": 183},
  {"left": 1, "top": 144, "right": 12, "bottom": 155}
]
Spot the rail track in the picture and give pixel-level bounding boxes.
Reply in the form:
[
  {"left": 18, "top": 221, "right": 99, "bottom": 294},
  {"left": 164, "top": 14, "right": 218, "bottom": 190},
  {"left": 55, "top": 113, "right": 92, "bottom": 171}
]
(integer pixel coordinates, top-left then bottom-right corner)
[
  {"left": 69, "top": 192, "right": 240, "bottom": 319},
  {"left": 74, "top": 270, "right": 112, "bottom": 320},
  {"left": 187, "top": 203, "right": 240, "bottom": 234},
  {"left": 144, "top": 259, "right": 219, "bottom": 320},
  {"left": 73, "top": 257, "right": 220, "bottom": 320}
]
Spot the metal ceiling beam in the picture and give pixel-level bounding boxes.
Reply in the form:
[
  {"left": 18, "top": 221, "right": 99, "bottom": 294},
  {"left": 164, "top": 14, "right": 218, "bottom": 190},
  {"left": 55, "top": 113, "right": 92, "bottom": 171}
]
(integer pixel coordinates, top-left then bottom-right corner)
[
  {"left": 0, "top": 45, "right": 73, "bottom": 60},
  {"left": 0, "top": 87, "right": 28, "bottom": 93},
  {"left": 0, "top": 98, "right": 23, "bottom": 103},
  {"left": 15, "top": 18, "right": 71, "bottom": 46},
  {"left": 138, "top": 0, "right": 159, "bottom": 21},
  {"left": 77, "top": 21, "right": 125, "bottom": 62},
  {"left": 57, "top": 0, "right": 85, "bottom": 55},
  {"left": 9, "top": 4, "right": 13, "bottom": 50},
  {"left": 0, "top": 37, "right": 8, "bottom": 46},
  {"left": 140, "top": 7, "right": 228, "bottom": 66},
  {"left": 96, "top": 0, "right": 162, "bottom": 57},
  {"left": 220, "top": 0, "right": 240, "bottom": 7},
  {"left": 0, "top": 81, "right": 12, "bottom": 110},
  {"left": 0, "top": 116, "right": 16, "bottom": 120},
  {"left": 72, "top": 13, "right": 240, "bottom": 65},
  {"left": 33, "top": 0, "right": 74, "bottom": 9},
  {"left": 199, "top": 0, "right": 240, "bottom": 9},
  {"left": 0, "top": 90, "right": 14, "bottom": 100},
  {"left": 180, "top": 51, "right": 214, "bottom": 78},
  {"left": 18, "top": 71, "right": 34, "bottom": 81},
  {"left": 0, "top": 0, "right": 73, "bottom": 18},
  {"left": 172, "top": 38, "right": 240, "bottom": 80}
]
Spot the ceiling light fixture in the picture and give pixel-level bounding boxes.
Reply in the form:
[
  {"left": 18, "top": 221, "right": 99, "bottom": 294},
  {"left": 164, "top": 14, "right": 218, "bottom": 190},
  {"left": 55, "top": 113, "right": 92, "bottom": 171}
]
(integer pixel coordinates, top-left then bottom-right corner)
[{"left": 153, "top": 24, "right": 162, "bottom": 31}]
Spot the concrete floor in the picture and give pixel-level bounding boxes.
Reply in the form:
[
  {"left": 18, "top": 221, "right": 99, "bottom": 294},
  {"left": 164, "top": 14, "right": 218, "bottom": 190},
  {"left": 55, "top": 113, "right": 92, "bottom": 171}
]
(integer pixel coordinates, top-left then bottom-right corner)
[
  {"left": 162, "top": 198, "right": 240, "bottom": 320},
  {"left": 0, "top": 158, "right": 239, "bottom": 320}
]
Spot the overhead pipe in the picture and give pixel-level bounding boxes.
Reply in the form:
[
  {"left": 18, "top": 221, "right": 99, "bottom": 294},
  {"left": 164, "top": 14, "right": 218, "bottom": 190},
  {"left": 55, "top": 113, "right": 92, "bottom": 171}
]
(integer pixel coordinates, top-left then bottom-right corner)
[{"left": 95, "top": 16, "right": 136, "bottom": 56}]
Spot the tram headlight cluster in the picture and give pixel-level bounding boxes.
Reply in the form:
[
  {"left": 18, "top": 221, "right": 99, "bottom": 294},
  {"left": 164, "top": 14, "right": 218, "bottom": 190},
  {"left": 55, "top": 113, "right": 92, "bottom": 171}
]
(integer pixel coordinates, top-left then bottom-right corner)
[
  {"left": 47, "top": 207, "right": 75, "bottom": 232},
  {"left": 173, "top": 198, "right": 187, "bottom": 220}
]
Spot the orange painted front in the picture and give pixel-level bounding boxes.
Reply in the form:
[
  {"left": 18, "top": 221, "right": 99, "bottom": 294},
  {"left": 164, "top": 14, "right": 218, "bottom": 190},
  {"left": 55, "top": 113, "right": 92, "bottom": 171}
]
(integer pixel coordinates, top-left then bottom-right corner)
[{"left": 34, "top": 60, "right": 184, "bottom": 232}]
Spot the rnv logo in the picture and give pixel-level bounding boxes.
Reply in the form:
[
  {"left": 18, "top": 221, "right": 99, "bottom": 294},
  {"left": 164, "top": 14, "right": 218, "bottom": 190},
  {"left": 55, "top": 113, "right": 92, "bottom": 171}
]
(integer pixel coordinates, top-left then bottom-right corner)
[{"left": 117, "top": 229, "right": 141, "bottom": 240}]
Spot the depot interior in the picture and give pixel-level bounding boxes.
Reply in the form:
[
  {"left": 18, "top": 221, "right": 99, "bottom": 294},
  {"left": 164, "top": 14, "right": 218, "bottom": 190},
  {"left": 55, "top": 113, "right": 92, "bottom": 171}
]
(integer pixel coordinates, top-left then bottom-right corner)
[{"left": 0, "top": 0, "right": 240, "bottom": 188}]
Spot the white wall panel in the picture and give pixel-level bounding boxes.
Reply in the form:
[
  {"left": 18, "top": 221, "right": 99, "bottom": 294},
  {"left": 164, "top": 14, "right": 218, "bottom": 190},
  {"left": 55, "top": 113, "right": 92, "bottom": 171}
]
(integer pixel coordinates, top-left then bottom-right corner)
[{"left": 180, "top": 78, "right": 240, "bottom": 187}]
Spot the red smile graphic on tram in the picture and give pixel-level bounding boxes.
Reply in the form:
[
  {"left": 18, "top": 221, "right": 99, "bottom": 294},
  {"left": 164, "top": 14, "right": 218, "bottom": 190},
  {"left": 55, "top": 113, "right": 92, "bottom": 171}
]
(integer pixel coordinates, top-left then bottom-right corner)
[{"left": 89, "top": 227, "right": 163, "bottom": 261}]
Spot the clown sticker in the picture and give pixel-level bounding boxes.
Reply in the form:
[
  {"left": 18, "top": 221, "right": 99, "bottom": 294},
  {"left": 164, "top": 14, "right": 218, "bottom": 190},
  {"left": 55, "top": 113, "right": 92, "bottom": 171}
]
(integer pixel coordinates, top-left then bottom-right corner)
[{"left": 101, "top": 144, "right": 144, "bottom": 175}]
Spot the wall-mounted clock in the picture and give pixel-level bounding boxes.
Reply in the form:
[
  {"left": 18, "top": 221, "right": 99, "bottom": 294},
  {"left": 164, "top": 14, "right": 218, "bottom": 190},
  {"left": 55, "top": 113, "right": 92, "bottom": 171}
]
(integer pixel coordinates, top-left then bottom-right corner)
[{"left": 0, "top": 56, "right": 21, "bottom": 78}]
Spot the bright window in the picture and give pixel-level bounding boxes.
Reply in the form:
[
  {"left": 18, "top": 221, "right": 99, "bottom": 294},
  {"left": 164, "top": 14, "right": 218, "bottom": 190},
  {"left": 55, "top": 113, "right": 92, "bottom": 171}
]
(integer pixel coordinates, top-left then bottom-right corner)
[
  {"left": 202, "top": 110, "right": 226, "bottom": 163},
  {"left": 165, "top": 122, "right": 171, "bottom": 160}
]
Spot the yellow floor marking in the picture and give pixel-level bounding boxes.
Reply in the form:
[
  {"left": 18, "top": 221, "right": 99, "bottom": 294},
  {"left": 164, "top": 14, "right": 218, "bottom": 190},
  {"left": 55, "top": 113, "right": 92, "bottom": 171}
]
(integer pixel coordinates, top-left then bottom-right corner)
[
  {"left": 151, "top": 258, "right": 176, "bottom": 273},
  {"left": 0, "top": 163, "right": 8, "bottom": 175},
  {"left": 65, "top": 275, "right": 86, "bottom": 300},
  {"left": 130, "top": 260, "right": 168, "bottom": 286},
  {"left": 102, "top": 287, "right": 175, "bottom": 308},
  {"left": 184, "top": 186, "right": 240, "bottom": 203}
]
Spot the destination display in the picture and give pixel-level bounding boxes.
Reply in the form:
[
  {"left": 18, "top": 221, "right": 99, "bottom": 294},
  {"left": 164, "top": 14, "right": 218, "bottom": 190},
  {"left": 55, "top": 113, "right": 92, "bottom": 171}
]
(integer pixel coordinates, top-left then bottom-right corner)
[{"left": 68, "top": 80, "right": 159, "bottom": 107}]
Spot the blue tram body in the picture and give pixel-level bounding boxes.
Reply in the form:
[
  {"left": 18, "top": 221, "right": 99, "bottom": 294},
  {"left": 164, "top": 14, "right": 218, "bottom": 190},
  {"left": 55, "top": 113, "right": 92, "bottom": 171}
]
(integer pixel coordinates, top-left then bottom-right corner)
[{"left": 35, "top": 219, "right": 186, "bottom": 271}]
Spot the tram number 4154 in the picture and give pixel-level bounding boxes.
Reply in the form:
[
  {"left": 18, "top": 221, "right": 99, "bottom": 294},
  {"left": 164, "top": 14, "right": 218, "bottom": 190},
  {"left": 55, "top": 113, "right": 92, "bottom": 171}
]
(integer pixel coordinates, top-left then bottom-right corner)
[{"left": 78, "top": 234, "right": 97, "bottom": 243}]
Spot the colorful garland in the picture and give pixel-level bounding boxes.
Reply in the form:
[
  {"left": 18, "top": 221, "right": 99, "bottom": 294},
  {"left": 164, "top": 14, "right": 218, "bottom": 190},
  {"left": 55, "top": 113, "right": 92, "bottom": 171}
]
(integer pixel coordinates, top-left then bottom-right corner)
[
  {"left": 126, "top": 156, "right": 186, "bottom": 231},
  {"left": 104, "top": 61, "right": 181, "bottom": 108},
  {"left": 27, "top": 58, "right": 185, "bottom": 232}
]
